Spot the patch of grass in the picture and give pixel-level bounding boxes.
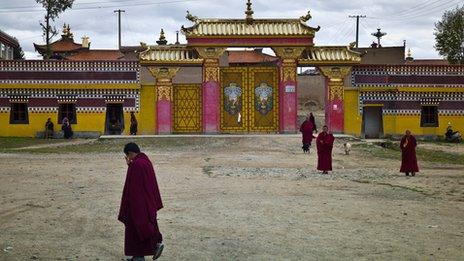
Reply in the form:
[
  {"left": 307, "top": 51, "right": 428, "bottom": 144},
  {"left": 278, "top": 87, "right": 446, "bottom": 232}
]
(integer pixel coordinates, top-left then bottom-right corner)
[
  {"left": 353, "top": 141, "right": 464, "bottom": 165},
  {"left": 0, "top": 137, "right": 63, "bottom": 151},
  {"left": 0, "top": 137, "right": 232, "bottom": 154},
  {"left": 202, "top": 166, "right": 215, "bottom": 177}
]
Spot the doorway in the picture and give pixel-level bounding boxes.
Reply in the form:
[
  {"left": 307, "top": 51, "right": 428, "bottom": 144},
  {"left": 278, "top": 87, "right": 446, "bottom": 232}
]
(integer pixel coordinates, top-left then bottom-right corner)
[
  {"left": 105, "top": 104, "right": 124, "bottom": 135},
  {"left": 362, "top": 106, "right": 383, "bottom": 139}
]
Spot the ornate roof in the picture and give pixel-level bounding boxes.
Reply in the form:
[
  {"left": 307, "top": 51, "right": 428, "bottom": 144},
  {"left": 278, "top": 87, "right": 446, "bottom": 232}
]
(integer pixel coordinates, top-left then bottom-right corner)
[
  {"left": 181, "top": 2, "right": 319, "bottom": 38},
  {"left": 139, "top": 44, "right": 203, "bottom": 64},
  {"left": 182, "top": 18, "right": 320, "bottom": 37},
  {"left": 299, "top": 46, "right": 362, "bottom": 65},
  {"left": 34, "top": 24, "right": 87, "bottom": 56}
]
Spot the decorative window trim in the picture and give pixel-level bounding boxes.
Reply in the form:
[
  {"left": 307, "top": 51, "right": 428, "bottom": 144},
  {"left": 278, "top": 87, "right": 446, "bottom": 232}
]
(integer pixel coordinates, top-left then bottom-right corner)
[{"left": 9, "top": 102, "right": 29, "bottom": 124}]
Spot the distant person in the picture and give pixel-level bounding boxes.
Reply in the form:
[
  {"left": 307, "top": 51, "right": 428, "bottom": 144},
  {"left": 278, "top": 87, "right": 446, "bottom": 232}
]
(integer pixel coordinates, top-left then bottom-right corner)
[
  {"left": 130, "top": 112, "right": 138, "bottom": 135},
  {"left": 118, "top": 143, "right": 164, "bottom": 261},
  {"left": 44, "top": 118, "right": 54, "bottom": 139},
  {"left": 316, "top": 125, "right": 335, "bottom": 174},
  {"left": 445, "top": 125, "right": 462, "bottom": 143},
  {"left": 309, "top": 112, "right": 317, "bottom": 133},
  {"left": 109, "top": 117, "right": 122, "bottom": 135},
  {"left": 400, "top": 130, "right": 419, "bottom": 176},
  {"left": 300, "top": 115, "right": 316, "bottom": 153},
  {"left": 61, "top": 117, "right": 73, "bottom": 139}
]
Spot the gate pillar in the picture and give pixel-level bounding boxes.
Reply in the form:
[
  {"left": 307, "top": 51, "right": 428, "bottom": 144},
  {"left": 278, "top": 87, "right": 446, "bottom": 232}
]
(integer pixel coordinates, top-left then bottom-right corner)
[
  {"left": 196, "top": 47, "right": 226, "bottom": 133},
  {"left": 319, "top": 66, "right": 351, "bottom": 133},
  {"left": 273, "top": 47, "right": 305, "bottom": 133},
  {"left": 148, "top": 67, "right": 179, "bottom": 134}
]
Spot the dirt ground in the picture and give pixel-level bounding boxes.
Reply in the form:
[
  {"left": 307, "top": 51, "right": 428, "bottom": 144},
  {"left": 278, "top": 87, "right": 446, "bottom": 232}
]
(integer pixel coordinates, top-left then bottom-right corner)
[{"left": 0, "top": 136, "right": 463, "bottom": 260}]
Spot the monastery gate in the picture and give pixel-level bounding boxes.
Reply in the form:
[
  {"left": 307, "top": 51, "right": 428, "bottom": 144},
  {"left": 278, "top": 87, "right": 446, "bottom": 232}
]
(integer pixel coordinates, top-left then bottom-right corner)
[{"left": 140, "top": 3, "right": 362, "bottom": 134}]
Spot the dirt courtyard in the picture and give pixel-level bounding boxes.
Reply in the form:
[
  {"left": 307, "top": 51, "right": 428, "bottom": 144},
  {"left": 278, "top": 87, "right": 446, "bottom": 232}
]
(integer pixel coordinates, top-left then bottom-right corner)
[{"left": 0, "top": 136, "right": 463, "bottom": 260}]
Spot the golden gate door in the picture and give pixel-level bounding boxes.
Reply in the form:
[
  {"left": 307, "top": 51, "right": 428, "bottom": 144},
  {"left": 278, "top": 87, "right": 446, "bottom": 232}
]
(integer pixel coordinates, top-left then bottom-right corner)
[
  {"left": 220, "top": 67, "right": 278, "bottom": 133},
  {"left": 173, "top": 84, "right": 202, "bottom": 133},
  {"left": 248, "top": 67, "right": 278, "bottom": 132}
]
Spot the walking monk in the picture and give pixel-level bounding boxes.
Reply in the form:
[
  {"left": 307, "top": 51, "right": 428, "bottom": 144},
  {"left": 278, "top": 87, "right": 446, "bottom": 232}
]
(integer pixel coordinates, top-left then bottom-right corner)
[
  {"left": 316, "top": 125, "right": 335, "bottom": 174},
  {"left": 400, "top": 130, "right": 419, "bottom": 176},
  {"left": 119, "top": 142, "right": 164, "bottom": 260},
  {"left": 300, "top": 115, "right": 316, "bottom": 153}
]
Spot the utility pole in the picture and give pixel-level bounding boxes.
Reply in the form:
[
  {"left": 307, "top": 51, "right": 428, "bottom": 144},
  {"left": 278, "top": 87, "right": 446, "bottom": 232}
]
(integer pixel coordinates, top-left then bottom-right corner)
[
  {"left": 348, "top": 15, "right": 366, "bottom": 49},
  {"left": 114, "top": 9, "right": 125, "bottom": 50}
]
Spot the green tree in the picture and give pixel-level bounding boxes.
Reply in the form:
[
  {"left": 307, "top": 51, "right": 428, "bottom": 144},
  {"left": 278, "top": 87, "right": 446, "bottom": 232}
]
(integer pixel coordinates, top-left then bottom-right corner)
[
  {"left": 13, "top": 45, "right": 25, "bottom": 60},
  {"left": 36, "top": 0, "right": 74, "bottom": 59},
  {"left": 434, "top": 6, "right": 464, "bottom": 64}
]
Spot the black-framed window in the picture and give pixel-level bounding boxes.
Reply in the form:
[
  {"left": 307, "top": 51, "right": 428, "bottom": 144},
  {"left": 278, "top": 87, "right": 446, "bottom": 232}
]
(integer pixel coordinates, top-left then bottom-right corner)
[
  {"left": 58, "top": 103, "right": 77, "bottom": 124},
  {"left": 10, "top": 103, "right": 29, "bottom": 124},
  {"left": 420, "top": 106, "right": 438, "bottom": 127}
]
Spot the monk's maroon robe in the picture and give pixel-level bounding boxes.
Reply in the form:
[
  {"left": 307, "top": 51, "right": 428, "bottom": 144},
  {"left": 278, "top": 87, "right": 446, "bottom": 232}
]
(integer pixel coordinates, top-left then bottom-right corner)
[
  {"left": 300, "top": 120, "right": 315, "bottom": 145},
  {"left": 118, "top": 153, "right": 163, "bottom": 256},
  {"left": 400, "top": 135, "right": 419, "bottom": 173},
  {"left": 316, "top": 132, "right": 335, "bottom": 171}
]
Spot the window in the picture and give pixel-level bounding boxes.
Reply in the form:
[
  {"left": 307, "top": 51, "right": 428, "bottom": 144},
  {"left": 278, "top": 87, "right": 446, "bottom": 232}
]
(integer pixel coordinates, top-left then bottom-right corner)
[
  {"left": 10, "top": 103, "right": 28, "bottom": 124},
  {"left": 58, "top": 103, "right": 77, "bottom": 124},
  {"left": 420, "top": 106, "right": 438, "bottom": 127}
]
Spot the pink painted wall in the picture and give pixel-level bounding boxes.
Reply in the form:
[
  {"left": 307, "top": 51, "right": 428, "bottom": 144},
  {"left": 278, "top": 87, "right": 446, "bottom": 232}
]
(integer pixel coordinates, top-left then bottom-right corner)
[
  {"left": 279, "top": 80, "right": 298, "bottom": 133},
  {"left": 324, "top": 78, "right": 344, "bottom": 133},
  {"left": 202, "top": 81, "right": 220, "bottom": 133},
  {"left": 156, "top": 100, "right": 172, "bottom": 134}
]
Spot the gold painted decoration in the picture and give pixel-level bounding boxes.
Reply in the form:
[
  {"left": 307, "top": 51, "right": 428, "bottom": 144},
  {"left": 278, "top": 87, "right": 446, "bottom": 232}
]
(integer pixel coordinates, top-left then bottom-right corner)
[
  {"left": 273, "top": 47, "right": 305, "bottom": 59},
  {"left": 148, "top": 67, "right": 180, "bottom": 81},
  {"left": 173, "top": 84, "right": 202, "bottom": 133},
  {"left": 157, "top": 85, "right": 172, "bottom": 101},
  {"left": 195, "top": 47, "right": 227, "bottom": 59},
  {"left": 204, "top": 66, "right": 219, "bottom": 83},
  {"left": 319, "top": 66, "right": 351, "bottom": 101},
  {"left": 281, "top": 64, "right": 297, "bottom": 82}
]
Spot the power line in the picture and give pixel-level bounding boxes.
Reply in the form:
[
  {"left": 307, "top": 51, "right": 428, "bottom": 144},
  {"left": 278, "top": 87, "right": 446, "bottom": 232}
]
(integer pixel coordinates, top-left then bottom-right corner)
[
  {"left": 114, "top": 9, "right": 125, "bottom": 49},
  {"left": 0, "top": 0, "right": 203, "bottom": 13},
  {"left": 369, "top": 0, "right": 462, "bottom": 21},
  {"left": 349, "top": 15, "right": 366, "bottom": 48}
]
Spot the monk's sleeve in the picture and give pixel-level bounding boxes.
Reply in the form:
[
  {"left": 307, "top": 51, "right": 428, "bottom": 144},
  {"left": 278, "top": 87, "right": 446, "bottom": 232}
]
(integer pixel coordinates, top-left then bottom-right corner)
[{"left": 128, "top": 164, "right": 155, "bottom": 241}]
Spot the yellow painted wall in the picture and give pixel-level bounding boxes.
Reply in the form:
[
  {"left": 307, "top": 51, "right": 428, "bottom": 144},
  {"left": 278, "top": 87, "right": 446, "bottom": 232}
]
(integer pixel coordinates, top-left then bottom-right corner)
[
  {"left": 0, "top": 111, "right": 105, "bottom": 137},
  {"left": 0, "top": 82, "right": 150, "bottom": 137},
  {"left": 343, "top": 88, "right": 362, "bottom": 135},
  {"left": 344, "top": 87, "right": 464, "bottom": 137},
  {"left": 0, "top": 112, "right": 57, "bottom": 137},
  {"left": 72, "top": 112, "right": 106, "bottom": 133},
  {"left": 137, "top": 84, "right": 156, "bottom": 134}
]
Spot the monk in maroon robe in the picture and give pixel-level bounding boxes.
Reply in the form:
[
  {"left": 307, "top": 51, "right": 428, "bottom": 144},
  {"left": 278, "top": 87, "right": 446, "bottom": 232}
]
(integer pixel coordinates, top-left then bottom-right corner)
[
  {"left": 300, "top": 115, "right": 316, "bottom": 153},
  {"left": 316, "top": 125, "right": 335, "bottom": 174},
  {"left": 119, "top": 142, "right": 164, "bottom": 260},
  {"left": 400, "top": 130, "right": 419, "bottom": 176}
]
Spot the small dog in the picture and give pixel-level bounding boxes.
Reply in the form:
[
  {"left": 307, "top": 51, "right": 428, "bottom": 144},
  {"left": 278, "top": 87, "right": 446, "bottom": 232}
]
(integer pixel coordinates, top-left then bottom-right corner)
[{"left": 343, "top": 142, "right": 351, "bottom": 155}]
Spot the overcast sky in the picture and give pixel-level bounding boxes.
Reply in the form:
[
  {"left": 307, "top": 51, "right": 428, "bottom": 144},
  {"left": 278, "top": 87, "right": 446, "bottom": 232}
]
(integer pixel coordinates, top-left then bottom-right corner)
[{"left": 1, "top": 0, "right": 463, "bottom": 59}]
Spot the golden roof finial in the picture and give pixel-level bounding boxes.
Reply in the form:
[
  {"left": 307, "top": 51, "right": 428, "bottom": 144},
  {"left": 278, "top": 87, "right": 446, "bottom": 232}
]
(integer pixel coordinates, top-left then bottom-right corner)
[
  {"left": 245, "top": 0, "right": 254, "bottom": 24},
  {"left": 300, "top": 11, "right": 312, "bottom": 22},
  {"left": 62, "top": 23, "right": 68, "bottom": 35},
  {"left": 186, "top": 10, "right": 199, "bottom": 23},
  {"left": 156, "top": 29, "right": 167, "bottom": 45}
]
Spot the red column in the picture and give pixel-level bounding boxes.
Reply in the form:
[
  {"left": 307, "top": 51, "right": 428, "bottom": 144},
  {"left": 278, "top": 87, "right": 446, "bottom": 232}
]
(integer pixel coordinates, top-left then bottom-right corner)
[
  {"left": 319, "top": 66, "right": 351, "bottom": 133},
  {"left": 156, "top": 88, "right": 172, "bottom": 134},
  {"left": 148, "top": 67, "right": 179, "bottom": 135},
  {"left": 202, "top": 59, "right": 220, "bottom": 133},
  {"left": 278, "top": 60, "right": 298, "bottom": 133}
]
